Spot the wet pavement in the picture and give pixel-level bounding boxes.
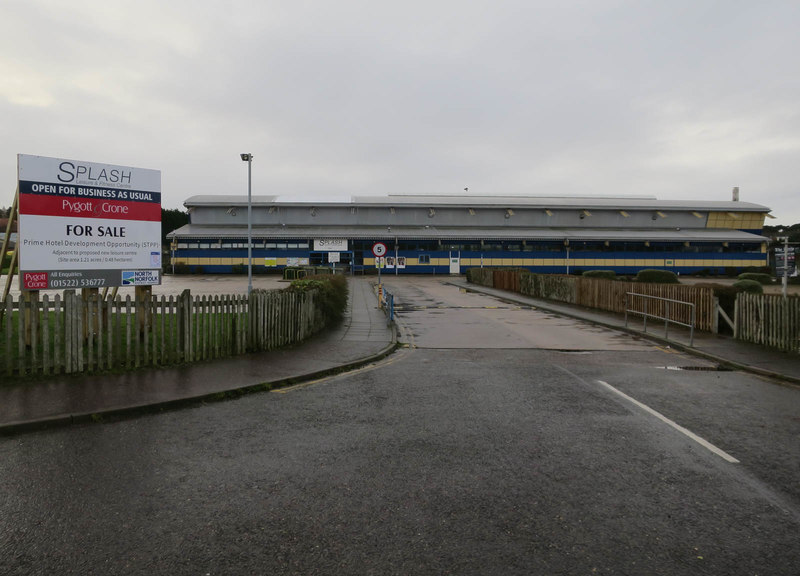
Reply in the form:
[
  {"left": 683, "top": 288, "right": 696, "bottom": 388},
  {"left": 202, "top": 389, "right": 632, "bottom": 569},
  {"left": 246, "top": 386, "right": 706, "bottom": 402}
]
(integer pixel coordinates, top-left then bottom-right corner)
[
  {"left": 445, "top": 277, "right": 800, "bottom": 385},
  {"left": 0, "top": 277, "right": 395, "bottom": 432},
  {"left": 3, "top": 279, "right": 800, "bottom": 575},
  {"left": 1, "top": 274, "right": 799, "bottom": 434}
]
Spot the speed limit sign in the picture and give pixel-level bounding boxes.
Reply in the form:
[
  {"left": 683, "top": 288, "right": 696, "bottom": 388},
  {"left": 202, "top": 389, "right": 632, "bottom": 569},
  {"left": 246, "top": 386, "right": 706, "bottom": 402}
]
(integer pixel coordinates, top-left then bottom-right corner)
[{"left": 372, "top": 242, "right": 387, "bottom": 257}]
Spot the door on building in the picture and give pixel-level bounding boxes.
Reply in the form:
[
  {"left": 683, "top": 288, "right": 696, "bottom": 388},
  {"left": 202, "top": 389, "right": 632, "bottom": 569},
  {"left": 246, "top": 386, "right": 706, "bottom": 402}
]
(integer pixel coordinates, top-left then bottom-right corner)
[{"left": 449, "top": 252, "right": 461, "bottom": 275}]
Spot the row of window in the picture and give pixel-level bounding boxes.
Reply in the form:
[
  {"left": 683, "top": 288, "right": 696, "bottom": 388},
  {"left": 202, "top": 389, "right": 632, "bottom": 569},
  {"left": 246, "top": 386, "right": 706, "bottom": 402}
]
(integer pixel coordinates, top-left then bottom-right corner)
[
  {"left": 176, "top": 240, "right": 762, "bottom": 254},
  {"left": 177, "top": 241, "right": 310, "bottom": 250}
]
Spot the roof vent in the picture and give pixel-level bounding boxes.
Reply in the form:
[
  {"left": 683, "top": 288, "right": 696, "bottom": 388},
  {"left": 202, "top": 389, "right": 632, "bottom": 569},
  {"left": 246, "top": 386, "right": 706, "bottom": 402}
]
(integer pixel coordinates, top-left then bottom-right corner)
[{"left": 732, "top": 186, "right": 739, "bottom": 201}]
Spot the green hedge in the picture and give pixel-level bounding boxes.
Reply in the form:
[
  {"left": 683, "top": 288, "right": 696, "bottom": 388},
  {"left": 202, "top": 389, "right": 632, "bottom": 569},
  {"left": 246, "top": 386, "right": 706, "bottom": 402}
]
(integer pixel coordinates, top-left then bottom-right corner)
[
  {"left": 635, "top": 269, "right": 679, "bottom": 284},
  {"left": 519, "top": 270, "right": 577, "bottom": 303},
  {"left": 737, "top": 272, "right": 773, "bottom": 285},
  {"left": 289, "top": 274, "right": 349, "bottom": 325},
  {"left": 466, "top": 268, "right": 494, "bottom": 286},
  {"left": 732, "top": 279, "right": 764, "bottom": 294},
  {"left": 583, "top": 270, "right": 616, "bottom": 280}
]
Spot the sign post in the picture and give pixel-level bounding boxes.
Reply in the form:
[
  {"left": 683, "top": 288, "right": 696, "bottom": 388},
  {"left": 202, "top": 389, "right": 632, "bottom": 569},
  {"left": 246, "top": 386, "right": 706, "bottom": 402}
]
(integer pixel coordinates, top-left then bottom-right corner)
[{"left": 373, "top": 242, "right": 387, "bottom": 303}]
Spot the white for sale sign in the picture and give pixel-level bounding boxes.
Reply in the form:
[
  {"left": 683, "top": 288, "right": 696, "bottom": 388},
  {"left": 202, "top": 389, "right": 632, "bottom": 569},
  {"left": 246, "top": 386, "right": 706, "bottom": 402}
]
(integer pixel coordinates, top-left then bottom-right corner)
[{"left": 17, "top": 154, "right": 162, "bottom": 290}]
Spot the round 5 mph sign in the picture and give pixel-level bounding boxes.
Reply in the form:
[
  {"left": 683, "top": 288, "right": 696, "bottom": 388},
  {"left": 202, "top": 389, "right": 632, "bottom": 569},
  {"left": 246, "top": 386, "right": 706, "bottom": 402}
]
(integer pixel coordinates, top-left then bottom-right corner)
[{"left": 372, "top": 242, "right": 387, "bottom": 257}]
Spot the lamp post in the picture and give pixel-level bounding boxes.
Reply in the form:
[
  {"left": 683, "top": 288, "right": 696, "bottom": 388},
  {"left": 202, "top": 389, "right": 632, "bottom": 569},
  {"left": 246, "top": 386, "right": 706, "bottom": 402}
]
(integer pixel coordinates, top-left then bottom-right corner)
[
  {"left": 778, "top": 234, "right": 789, "bottom": 299},
  {"left": 240, "top": 153, "right": 253, "bottom": 295}
]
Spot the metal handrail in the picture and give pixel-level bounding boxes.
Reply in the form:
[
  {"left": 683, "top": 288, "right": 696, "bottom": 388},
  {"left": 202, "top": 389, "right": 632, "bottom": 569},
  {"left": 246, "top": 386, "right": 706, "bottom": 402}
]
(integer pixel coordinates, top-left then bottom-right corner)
[
  {"left": 378, "top": 284, "right": 395, "bottom": 326},
  {"left": 624, "top": 292, "right": 695, "bottom": 346}
]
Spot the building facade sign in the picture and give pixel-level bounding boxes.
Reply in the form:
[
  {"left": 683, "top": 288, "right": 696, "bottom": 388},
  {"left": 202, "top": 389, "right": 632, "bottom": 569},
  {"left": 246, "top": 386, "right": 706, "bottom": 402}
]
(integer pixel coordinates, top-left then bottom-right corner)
[
  {"left": 17, "top": 154, "right": 162, "bottom": 290},
  {"left": 314, "top": 238, "right": 348, "bottom": 251}
]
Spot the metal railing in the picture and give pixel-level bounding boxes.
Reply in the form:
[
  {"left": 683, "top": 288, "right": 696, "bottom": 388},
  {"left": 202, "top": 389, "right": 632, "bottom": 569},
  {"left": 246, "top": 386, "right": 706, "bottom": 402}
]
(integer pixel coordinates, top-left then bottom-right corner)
[
  {"left": 379, "top": 285, "right": 395, "bottom": 325},
  {"left": 624, "top": 292, "right": 696, "bottom": 346}
]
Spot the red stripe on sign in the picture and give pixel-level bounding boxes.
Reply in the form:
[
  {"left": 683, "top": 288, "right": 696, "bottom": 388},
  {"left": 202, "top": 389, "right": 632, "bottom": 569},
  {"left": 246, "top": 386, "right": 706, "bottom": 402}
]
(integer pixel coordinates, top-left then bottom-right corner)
[{"left": 19, "top": 194, "right": 161, "bottom": 221}]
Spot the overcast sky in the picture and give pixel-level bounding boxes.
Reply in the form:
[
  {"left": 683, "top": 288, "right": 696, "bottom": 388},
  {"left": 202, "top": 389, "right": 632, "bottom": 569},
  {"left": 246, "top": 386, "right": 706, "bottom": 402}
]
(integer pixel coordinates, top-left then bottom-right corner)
[{"left": 2, "top": 0, "right": 798, "bottom": 224}]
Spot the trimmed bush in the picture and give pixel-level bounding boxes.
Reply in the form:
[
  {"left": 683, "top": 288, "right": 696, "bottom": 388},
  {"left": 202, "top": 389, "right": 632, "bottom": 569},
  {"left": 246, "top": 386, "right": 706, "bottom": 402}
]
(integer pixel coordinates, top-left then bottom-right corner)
[
  {"left": 466, "top": 268, "right": 493, "bottom": 286},
  {"left": 583, "top": 270, "right": 616, "bottom": 280},
  {"left": 635, "top": 269, "right": 679, "bottom": 284},
  {"left": 519, "top": 271, "right": 577, "bottom": 303},
  {"left": 289, "top": 274, "right": 349, "bottom": 326},
  {"left": 737, "top": 272, "right": 772, "bottom": 285},
  {"left": 732, "top": 279, "right": 763, "bottom": 294}
]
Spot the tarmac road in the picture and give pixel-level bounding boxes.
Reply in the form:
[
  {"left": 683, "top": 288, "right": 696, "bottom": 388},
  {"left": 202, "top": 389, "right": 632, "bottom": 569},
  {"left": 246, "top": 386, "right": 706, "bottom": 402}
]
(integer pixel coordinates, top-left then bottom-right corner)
[{"left": 2, "top": 277, "right": 799, "bottom": 575}]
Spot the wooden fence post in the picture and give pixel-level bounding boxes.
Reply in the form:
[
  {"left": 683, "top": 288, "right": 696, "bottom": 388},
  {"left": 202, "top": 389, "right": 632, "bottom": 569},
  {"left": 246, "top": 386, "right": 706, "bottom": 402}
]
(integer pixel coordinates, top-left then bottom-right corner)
[
  {"left": 4, "top": 294, "right": 12, "bottom": 376},
  {"left": 22, "top": 290, "right": 39, "bottom": 347},
  {"left": 177, "top": 289, "right": 191, "bottom": 362}
]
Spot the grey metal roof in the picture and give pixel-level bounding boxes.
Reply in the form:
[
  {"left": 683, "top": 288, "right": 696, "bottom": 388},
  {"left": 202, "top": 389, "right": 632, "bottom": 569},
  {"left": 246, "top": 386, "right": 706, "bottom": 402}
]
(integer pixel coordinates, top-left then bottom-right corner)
[
  {"left": 168, "top": 224, "right": 767, "bottom": 243},
  {"left": 183, "top": 193, "right": 770, "bottom": 213},
  {"left": 185, "top": 195, "right": 278, "bottom": 206}
]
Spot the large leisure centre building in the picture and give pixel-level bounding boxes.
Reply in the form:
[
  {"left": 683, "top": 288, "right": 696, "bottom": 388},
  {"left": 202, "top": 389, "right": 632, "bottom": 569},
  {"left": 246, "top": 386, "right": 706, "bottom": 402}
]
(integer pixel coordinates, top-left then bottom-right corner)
[{"left": 168, "top": 192, "right": 771, "bottom": 276}]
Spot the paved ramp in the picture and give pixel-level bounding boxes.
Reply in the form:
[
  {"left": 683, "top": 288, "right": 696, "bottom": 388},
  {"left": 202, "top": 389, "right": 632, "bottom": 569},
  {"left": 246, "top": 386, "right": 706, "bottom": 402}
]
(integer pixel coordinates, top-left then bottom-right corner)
[{"left": 385, "top": 277, "right": 653, "bottom": 351}]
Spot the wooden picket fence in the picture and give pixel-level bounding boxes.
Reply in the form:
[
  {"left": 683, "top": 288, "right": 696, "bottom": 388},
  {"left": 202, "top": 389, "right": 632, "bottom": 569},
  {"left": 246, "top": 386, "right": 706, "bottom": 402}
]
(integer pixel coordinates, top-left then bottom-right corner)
[
  {"left": 735, "top": 293, "right": 800, "bottom": 353},
  {"left": 1, "top": 288, "right": 323, "bottom": 378}
]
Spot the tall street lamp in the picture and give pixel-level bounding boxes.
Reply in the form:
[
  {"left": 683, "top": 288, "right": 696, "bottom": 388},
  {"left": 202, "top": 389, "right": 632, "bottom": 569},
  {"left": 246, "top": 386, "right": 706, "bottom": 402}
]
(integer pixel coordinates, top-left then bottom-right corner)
[
  {"left": 240, "top": 153, "right": 253, "bottom": 295},
  {"left": 778, "top": 232, "right": 789, "bottom": 299}
]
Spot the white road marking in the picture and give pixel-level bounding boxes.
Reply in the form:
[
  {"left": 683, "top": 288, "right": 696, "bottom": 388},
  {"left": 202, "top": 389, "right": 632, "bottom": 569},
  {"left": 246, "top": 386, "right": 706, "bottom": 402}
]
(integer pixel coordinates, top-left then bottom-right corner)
[{"left": 595, "top": 380, "right": 740, "bottom": 463}]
